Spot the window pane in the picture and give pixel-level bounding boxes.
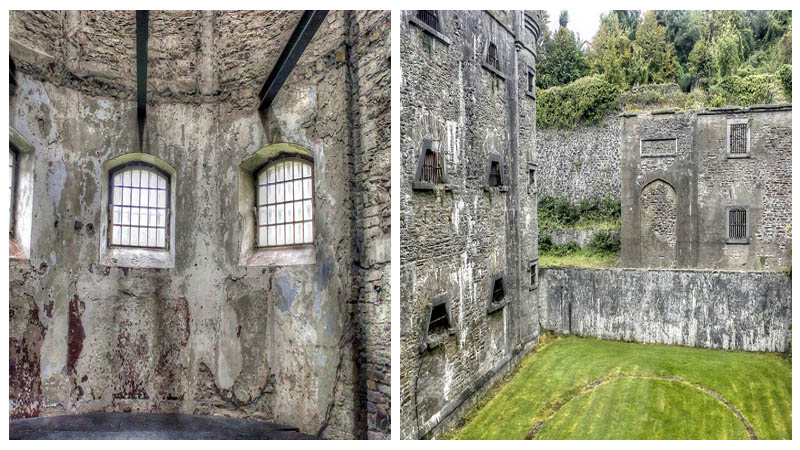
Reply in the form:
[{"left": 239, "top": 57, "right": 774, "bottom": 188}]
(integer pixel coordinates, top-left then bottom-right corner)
[
  {"left": 258, "top": 207, "right": 267, "bottom": 226},
  {"left": 123, "top": 171, "right": 131, "bottom": 186},
  {"left": 149, "top": 189, "right": 157, "bottom": 206},
  {"left": 294, "top": 201, "right": 302, "bottom": 223},
  {"left": 285, "top": 224, "right": 294, "bottom": 244},
  {"left": 295, "top": 223, "right": 303, "bottom": 244},
  {"left": 113, "top": 185, "right": 122, "bottom": 204},
  {"left": 286, "top": 203, "right": 294, "bottom": 222},
  {"left": 258, "top": 170, "right": 267, "bottom": 184},
  {"left": 276, "top": 163, "right": 284, "bottom": 182},
  {"left": 157, "top": 209, "right": 166, "bottom": 227},
  {"left": 158, "top": 175, "right": 166, "bottom": 189},
  {"left": 268, "top": 205, "right": 275, "bottom": 225},
  {"left": 140, "top": 171, "right": 149, "bottom": 189},
  {"left": 285, "top": 182, "right": 293, "bottom": 201},
  {"left": 268, "top": 226, "right": 276, "bottom": 246},
  {"left": 149, "top": 209, "right": 157, "bottom": 228},
  {"left": 294, "top": 161, "right": 302, "bottom": 179},
  {"left": 114, "top": 173, "right": 123, "bottom": 186},
  {"left": 131, "top": 189, "right": 140, "bottom": 206},
  {"left": 267, "top": 185, "right": 275, "bottom": 204},
  {"left": 258, "top": 186, "right": 267, "bottom": 205},
  {"left": 122, "top": 226, "right": 130, "bottom": 245},
  {"left": 268, "top": 166, "right": 275, "bottom": 183},
  {"left": 113, "top": 206, "right": 121, "bottom": 224},
  {"left": 139, "top": 228, "right": 148, "bottom": 246},
  {"left": 140, "top": 188, "right": 149, "bottom": 207},
  {"left": 304, "top": 200, "right": 312, "bottom": 221},
  {"left": 131, "top": 170, "right": 140, "bottom": 187},
  {"left": 122, "top": 207, "right": 131, "bottom": 225},
  {"left": 157, "top": 229, "right": 165, "bottom": 247},
  {"left": 303, "top": 179, "right": 312, "bottom": 199},
  {"left": 294, "top": 180, "right": 302, "bottom": 199},
  {"left": 285, "top": 163, "right": 293, "bottom": 181},
  {"left": 258, "top": 226, "right": 268, "bottom": 247},
  {"left": 123, "top": 187, "right": 131, "bottom": 205},
  {"left": 130, "top": 226, "right": 139, "bottom": 246},
  {"left": 148, "top": 228, "right": 157, "bottom": 247},
  {"left": 303, "top": 163, "right": 311, "bottom": 177},
  {"left": 303, "top": 221, "right": 312, "bottom": 243},
  {"left": 276, "top": 204, "right": 284, "bottom": 223},
  {"left": 149, "top": 173, "right": 158, "bottom": 188},
  {"left": 276, "top": 224, "right": 285, "bottom": 245},
  {"left": 112, "top": 226, "right": 121, "bottom": 245},
  {"left": 131, "top": 208, "right": 139, "bottom": 227},
  {"left": 158, "top": 190, "right": 166, "bottom": 208}
]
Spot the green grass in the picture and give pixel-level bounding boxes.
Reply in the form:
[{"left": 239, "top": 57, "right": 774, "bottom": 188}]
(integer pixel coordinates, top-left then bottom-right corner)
[
  {"left": 453, "top": 336, "right": 792, "bottom": 440},
  {"left": 539, "top": 252, "right": 619, "bottom": 269}
]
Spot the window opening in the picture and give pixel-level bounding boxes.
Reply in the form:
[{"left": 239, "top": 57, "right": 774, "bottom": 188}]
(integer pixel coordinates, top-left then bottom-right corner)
[
  {"left": 256, "top": 157, "right": 314, "bottom": 247},
  {"left": 491, "top": 276, "right": 505, "bottom": 303},
  {"left": 487, "top": 42, "right": 500, "bottom": 71},
  {"left": 109, "top": 164, "right": 169, "bottom": 249},
  {"left": 421, "top": 149, "right": 444, "bottom": 184},
  {"left": 729, "top": 122, "right": 748, "bottom": 155},
  {"left": 488, "top": 160, "right": 501, "bottom": 187},
  {"left": 416, "top": 10, "right": 440, "bottom": 32},
  {"left": 728, "top": 207, "right": 748, "bottom": 241}
]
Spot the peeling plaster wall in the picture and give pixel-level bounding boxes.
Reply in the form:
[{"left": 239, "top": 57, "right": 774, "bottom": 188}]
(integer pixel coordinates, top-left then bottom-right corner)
[
  {"left": 399, "top": 10, "right": 543, "bottom": 440},
  {"left": 539, "top": 268, "right": 792, "bottom": 352},
  {"left": 9, "top": 10, "right": 390, "bottom": 440}
]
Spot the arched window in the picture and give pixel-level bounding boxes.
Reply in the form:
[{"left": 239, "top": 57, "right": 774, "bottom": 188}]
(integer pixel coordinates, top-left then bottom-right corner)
[
  {"left": 109, "top": 163, "right": 170, "bottom": 248},
  {"left": 256, "top": 157, "right": 313, "bottom": 247}
]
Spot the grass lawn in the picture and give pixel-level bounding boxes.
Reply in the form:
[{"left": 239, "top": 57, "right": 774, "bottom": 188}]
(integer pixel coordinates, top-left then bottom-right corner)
[
  {"left": 538, "top": 252, "right": 619, "bottom": 269},
  {"left": 451, "top": 336, "right": 792, "bottom": 440}
]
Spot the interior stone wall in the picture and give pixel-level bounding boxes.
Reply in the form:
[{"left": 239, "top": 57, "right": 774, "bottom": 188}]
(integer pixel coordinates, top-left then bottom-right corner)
[
  {"left": 9, "top": 10, "right": 390, "bottom": 440},
  {"left": 399, "top": 10, "right": 543, "bottom": 440},
  {"left": 539, "top": 267, "right": 792, "bottom": 352}
]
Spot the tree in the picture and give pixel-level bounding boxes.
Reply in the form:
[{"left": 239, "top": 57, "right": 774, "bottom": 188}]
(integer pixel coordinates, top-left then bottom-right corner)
[
  {"left": 537, "top": 22, "right": 590, "bottom": 89},
  {"left": 559, "top": 10, "right": 569, "bottom": 28},
  {"left": 612, "top": 10, "right": 640, "bottom": 40},
  {"left": 632, "top": 11, "right": 678, "bottom": 84},
  {"left": 587, "top": 13, "right": 634, "bottom": 88},
  {"left": 711, "top": 22, "right": 744, "bottom": 79}
]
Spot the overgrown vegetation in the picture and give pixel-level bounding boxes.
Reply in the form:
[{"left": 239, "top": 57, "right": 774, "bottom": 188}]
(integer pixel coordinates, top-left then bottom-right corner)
[
  {"left": 538, "top": 195, "right": 620, "bottom": 230},
  {"left": 536, "top": 10, "right": 792, "bottom": 129},
  {"left": 452, "top": 336, "right": 792, "bottom": 439}
]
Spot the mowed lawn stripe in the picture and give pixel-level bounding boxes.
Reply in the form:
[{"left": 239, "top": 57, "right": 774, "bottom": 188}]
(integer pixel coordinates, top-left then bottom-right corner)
[{"left": 454, "top": 337, "right": 791, "bottom": 440}]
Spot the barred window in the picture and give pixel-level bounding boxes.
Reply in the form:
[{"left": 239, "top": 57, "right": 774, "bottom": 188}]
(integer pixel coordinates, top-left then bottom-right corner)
[
  {"left": 416, "top": 11, "right": 440, "bottom": 32},
  {"left": 421, "top": 149, "right": 444, "bottom": 184},
  {"left": 487, "top": 42, "right": 500, "bottom": 71},
  {"left": 727, "top": 207, "right": 748, "bottom": 242},
  {"left": 109, "top": 165, "right": 169, "bottom": 248},
  {"left": 10, "top": 146, "right": 17, "bottom": 237},
  {"left": 727, "top": 119, "right": 750, "bottom": 157},
  {"left": 256, "top": 158, "right": 313, "bottom": 247}
]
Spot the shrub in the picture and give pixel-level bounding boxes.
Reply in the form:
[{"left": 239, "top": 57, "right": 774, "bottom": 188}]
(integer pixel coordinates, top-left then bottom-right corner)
[
  {"left": 779, "top": 64, "right": 791, "bottom": 100},
  {"left": 538, "top": 196, "right": 580, "bottom": 228},
  {"left": 538, "top": 233, "right": 554, "bottom": 253},
  {"left": 709, "top": 73, "right": 786, "bottom": 106},
  {"left": 586, "top": 230, "right": 621, "bottom": 255},
  {"left": 537, "top": 75, "right": 620, "bottom": 129}
]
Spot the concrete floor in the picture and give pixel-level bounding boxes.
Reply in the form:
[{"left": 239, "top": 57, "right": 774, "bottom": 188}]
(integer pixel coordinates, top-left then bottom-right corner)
[{"left": 10, "top": 412, "right": 317, "bottom": 440}]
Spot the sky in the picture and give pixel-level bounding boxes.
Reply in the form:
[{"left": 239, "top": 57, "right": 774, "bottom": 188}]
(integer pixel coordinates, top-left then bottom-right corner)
[{"left": 546, "top": 9, "right": 614, "bottom": 45}]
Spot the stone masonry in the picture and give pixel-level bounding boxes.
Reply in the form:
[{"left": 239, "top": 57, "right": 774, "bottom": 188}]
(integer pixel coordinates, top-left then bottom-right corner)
[
  {"left": 9, "top": 10, "right": 390, "bottom": 439},
  {"left": 400, "top": 10, "right": 543, "bottom": 440}
]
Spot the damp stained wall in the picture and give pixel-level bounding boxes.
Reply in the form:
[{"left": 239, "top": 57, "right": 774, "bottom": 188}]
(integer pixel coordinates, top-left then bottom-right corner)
[
  {"left": 399, "top": 10, "right": 543, "bottom": 440},
  {"left": 9, "top": 10, "right": 391, "bottom": 440}
]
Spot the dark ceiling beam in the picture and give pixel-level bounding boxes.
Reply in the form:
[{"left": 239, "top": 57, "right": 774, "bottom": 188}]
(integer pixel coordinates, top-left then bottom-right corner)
[
  {"left": 258, "top": 10, "right": 328, "bottom": 111},
  {"left": 136, "top": 10, "right": 149, "bottom": 127}
]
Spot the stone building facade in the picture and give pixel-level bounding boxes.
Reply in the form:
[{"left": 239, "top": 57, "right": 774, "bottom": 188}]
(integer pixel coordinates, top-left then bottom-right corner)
[
  {"left": 400, "top": 10, "right": 543, "bottom": 439},
  {"left": 9, "top": 10, "right": 390, "bottom": 439},
  {"left": 620, "top": 105, "right": 792, "bottom": 270}
]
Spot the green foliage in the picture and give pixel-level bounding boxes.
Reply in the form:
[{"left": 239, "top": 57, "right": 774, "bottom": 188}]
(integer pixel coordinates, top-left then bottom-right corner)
[
  {"left": 586, "top": 230, "right": 621, "bottom": 255},
  {"left": 709, "top": 73, "right": 786, "bottom": 106},
  {"left": 537, "top": 26, "right": 591, "bottom": 90},
  {"left": 711, "top": 22, "right": 744, "bottom": 79},
  {"left": 779, "top": 64, "right": 792, "bottom": 99},
  {"left": 539, "top": 195, "right": 621, "bottom": 229},
  {"left": 587, "top": 13, "right": 634, "bottom": 89},
  {"left": 454, "top": 337, "right": 792, "bottom": 439},
  {"left": 536, "top": 76, "right": 619, "bottom": 129},
  {"left": 632, "top": 11, "right": 679, "bottom": 85}
]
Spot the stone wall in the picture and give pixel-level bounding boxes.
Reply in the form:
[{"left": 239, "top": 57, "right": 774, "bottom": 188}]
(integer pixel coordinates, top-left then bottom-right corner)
[
  {"left": 536, "top": 114, "right": 621, "bottom": 203},
  {"left": 9, "top": 10, "right": 390, "bottom": 440},
  {"left": 400, "top": 10, "right": 543, "bottom": 440},
  {"left": 621, "top": 106, "right": 792, "bottom": 270},
  {"left": 539, "top": 268, "right": 791, "bottom": 352}
]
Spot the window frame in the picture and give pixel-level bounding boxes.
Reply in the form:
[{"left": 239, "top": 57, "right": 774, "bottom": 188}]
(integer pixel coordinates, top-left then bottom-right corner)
[
  {"left": 107, "top": 161, "right": 171, "bottom": 250},
  {"left": 726, "top": 206, "right": 750, "bottom": 244},
  {"left": 726, "top": 119, "right": 750, "bottom": 159},
  {"left": 253, "top": 155, "right": 315, "bottom": 249},
  {"left": 486, "top": 271, "right": 508, "bottom": 314},
  {"left": 485, "top": 153, "right": 504, "bottom": 187},
  {"left": 412, "top": 138, "right": 448, "bottom": 191},
  {"left": 408, "top": 10, "right": 450, "bottom": 45},
  {"left": 9, "top": 145, "right": 18, "bottom": 238}
]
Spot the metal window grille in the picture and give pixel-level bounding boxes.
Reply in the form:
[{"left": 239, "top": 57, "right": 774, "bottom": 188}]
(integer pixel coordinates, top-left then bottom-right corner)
[
  {"left": 428, "top": 303, "right": 450, "bottom": 333},
  {"left": 109, "top": 165, "right": 169, "bottom": 248},
  {"left": 10, "top": 146, "right": 17, "bottom": 237},
  {"left": 488, "top": 161, "right": 501, "bottom": 186},
  {"left": 256, "top": 157, "right": 314, "bottom": 247},
  {"left": 729, "top": 123, "right": 748, "bottom": 154},
  {"left": 487, "top": 43, "right": 500, "bottom": 71},
  {"left": 728, "top": 208, "right": 747, "bottom": 240},
  {"left": 421, "top": 149, "right": 443, "bottom": 184},
  {"left": 416, "top": 10, "right": 440, "bottom": 31},
  {"left": 491, "top": 277, "right": 505, "bottom": 303}
]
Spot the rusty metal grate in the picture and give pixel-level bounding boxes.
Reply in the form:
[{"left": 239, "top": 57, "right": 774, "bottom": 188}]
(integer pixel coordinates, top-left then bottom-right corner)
[
  {"left": 416, "top": 10, "right": 440, "bottom": 32},
  {"left": 488, "top": 161, "right": 501, "bottom": 186},
  {"left": 730, "top": 123, "right": 748, "bottom": 154},
  {"left": 487, "top": 42, "right": 500, "bottom": 71},
  {"left": 728, "top": 208, "right": 747, "bottom": 240},
  {"left": 421, "top": 149, "right": 443, "bottom": 184},
  {"left": 491, "top": 277, "right": 505, "bottom": 303},
  {"left": 256, "top": 157, "right": 314, "bottom": 247}
]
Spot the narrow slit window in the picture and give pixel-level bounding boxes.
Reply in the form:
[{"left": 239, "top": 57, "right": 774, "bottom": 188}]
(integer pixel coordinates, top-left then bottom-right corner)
[
  {"left": 491, "top": 277, "right": 505, "bottom": 303},
  {"left": 530, "top": 262, "right": 538, "bottom": 289},
  {"left": 527, "top": 69, "right": 535, "bottom": 94},
  {"left": 416, "top": 10, "right": 440, "bottom": 32},
  {"left": 256, "top": 157, "right": 314, "bottom": 247},
  {"left": 109, "top": 165, "right": 169, "bottom": 249},
  {"left": 488, "top": 161, "right": 501, "bottom": 187},
  {"left": 487, "top": 42, "right": 500, "bottom": 71},
  {"left": 727, "top": 207, "right": 748, "bottom": 242},
  {"left": 9, "top": 146, "right": 17, "bottom": 237}
]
